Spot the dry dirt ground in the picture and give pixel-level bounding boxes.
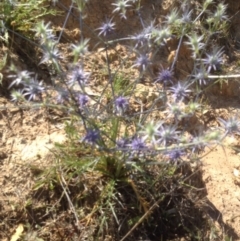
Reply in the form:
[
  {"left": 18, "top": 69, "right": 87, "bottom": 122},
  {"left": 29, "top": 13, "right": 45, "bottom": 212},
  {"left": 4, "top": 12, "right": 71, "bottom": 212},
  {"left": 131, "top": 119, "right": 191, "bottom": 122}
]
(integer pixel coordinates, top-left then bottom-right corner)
[{"left": 1, "top": 0, "right": 240, "bottom": 240}]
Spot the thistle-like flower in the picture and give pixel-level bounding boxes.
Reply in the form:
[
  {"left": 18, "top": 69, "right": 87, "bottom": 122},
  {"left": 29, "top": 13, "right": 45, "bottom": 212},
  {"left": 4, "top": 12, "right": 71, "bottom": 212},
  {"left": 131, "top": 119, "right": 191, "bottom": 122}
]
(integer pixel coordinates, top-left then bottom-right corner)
[
  {"left": 207, "top": 3, "right": 228, "bottom": 25},
  {"left": 152, "top": 26, "right": 171, "bottom": 45},
  {"left": 139, "top": 121, "right": 162, "bottom": 145},
  {"left": 74, "top": 0, "right": 88, "bottom": 12},
  {"left": 68, "top": 66, "right": 90, "bottom": 88},
  {"left": 180, "top": 8, "right": 193, "bottom": 24},
  {"left": 185, "top": 101, "right": 201, "bottom": 116},
  {"left": 185, "top": 33, "right": 205, "bottom": 58},
  {"left": 165, "top": 102, "right": 184, "bottom": 120},
  {"left": 169, "top": 81, "right": 192, "bottom": 102},
  {"left": 164, "top": 8, "right": 180, "bottom": 26},
  {"left": 218, "top": 116, "right": 240, "bottom": 135},
  {"left": 8, "top": 70, "right": 33, "bottom": 88},
  {"left": 116, "top": 137, "right": 129, "bottom": 151},
  {"left": 71, "top": 39, "right": 89, "bottom": 58},
  {"left": 203, "top": 0, "right": 214, "bottom": 11},
  {"left": 82, "top": 129, "right": 100, "bottom": 145},
  {"left": 115, "top": 96, "right": 128, "bottom": 114},
  {"left": 190, "top": 135, "right": 206, "bottom": 154},
  {"left": 155, "top": 67, "right": 174, "bottom": 86},
  {"left": 132, "top": 21, "right": 154, "bottom": 49},
  {"left": 132, "top": 53, "right": 151, "bottom": 72},
  {"left": 98, "top": 18, "right": 115, "bottom": 37},
  {"left": 10, "top": 89, "right": 25, "bottom": 102},
  {"left": 165, "top": 148, "right": 186, "bottom": 161},
  {"left": 129, "top": 137, "right": 148, "bottom": 153},
  {"left": 132, "top": 31, "right": 149, "bottom": 49},
  {"left": 56, "top": 88, "right": 69, "bottom": 104},
  {"left": 202, "top": 46, "right": 224, "bottom": 73},
  {"left": 156, "top": 124, "right": 179, "bottom": 146},
  {"left": 40, "top": 43, "right": 61, "bottom": 65},
  {"left": 112, "top": 0, "right": 131, "bottom": 19},
  {"left": 78, "top": 94, "right": 89, "bottom": 108},
  {"left": 23, "top": 78, "right": 45, "bottom": 101},
  {"left": 34, "top": 21, "right": 54, "bottom": 42},
  {"left": 192, "top": 66, "right": 209, "bottom": 85}
]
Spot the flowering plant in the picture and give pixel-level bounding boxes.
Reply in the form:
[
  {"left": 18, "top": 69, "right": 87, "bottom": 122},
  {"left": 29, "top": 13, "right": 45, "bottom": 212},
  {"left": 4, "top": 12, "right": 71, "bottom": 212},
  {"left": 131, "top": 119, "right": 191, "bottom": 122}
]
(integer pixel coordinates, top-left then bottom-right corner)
[{"left": 4, "top": 0, "right": 238, "bottom": 239}]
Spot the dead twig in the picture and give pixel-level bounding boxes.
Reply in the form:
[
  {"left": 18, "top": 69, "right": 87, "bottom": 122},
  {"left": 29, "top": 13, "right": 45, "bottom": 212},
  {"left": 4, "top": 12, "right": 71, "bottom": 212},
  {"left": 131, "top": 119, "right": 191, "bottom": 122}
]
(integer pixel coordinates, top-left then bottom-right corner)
[{"left": 58, "top": 171, "right": 80, "bottom": 229}]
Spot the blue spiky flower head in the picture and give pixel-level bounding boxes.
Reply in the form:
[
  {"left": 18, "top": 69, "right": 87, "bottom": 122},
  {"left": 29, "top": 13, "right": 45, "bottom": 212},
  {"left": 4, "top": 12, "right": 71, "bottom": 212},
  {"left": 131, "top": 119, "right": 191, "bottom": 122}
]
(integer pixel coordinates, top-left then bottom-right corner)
[
  {"left": 129, "top": 137, "right": 148, "bottom": 153},
  {"left": 218, "top": 116, "right": 240, "bottom": 136},
  {"left": 82, "top": 129, "right": 100, "bottom": 145},
  {"left": 68, "top": 66, "right": 90, "bottom": 89},
  {"left": 155, "top": 67, "right": 174, "bottom": 86},
  {"left": 202, "top": 46, "right": 224, "bottom": 73},
  {"left": 170, "top": 81, "right": 192, "bottom": 102},
  {"left": 78, "top": 94, "right": 89, "bottom": 108},
  {"left": 115, "top": 96, "right": 128, "bottom": 115},
  {"left": 98, "top": 18, "right": 115, "bottom": 37},
  {"left": 132, "top": 53, "right": 151, "bottom": 72}
]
